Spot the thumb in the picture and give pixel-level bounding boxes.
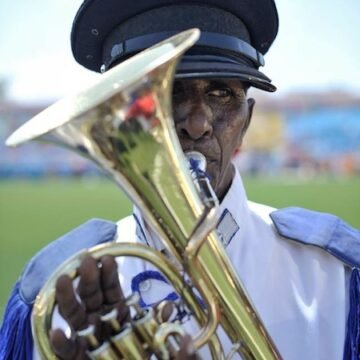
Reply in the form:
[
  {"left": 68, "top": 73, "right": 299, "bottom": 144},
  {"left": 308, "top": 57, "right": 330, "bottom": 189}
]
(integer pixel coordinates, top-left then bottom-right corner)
[{"left": 175, "top": 334, "right": 198, "bottom": 360}]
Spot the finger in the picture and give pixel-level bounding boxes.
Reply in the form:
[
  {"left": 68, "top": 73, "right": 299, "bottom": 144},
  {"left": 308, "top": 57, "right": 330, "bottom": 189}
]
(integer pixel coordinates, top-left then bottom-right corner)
[
  {"left": 77, "top": 256, "right": 103, "bottom": 313},
  {"left": 175, "top": 335, "right": 198, "bottom": 360},
  {"left": 56, "top": 275, "right": 87, "bottom": 330},
  {"left": 114, "top": 301, "right": 130, "bottom": 325},
  {"left": 99, "top": 255, "right": 130, "bottom": 324},
  {"left": 50, "top": 329, "right": 82, "bottom": 360},
  {"left": 100, "top": 255, "right": 124, "bottom": 305}
]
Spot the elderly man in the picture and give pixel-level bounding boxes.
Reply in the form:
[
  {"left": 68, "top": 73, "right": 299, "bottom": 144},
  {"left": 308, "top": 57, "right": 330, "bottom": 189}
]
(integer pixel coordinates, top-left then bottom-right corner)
[{"left": 1, "top": 0, "right": 359, "bottom": 359}]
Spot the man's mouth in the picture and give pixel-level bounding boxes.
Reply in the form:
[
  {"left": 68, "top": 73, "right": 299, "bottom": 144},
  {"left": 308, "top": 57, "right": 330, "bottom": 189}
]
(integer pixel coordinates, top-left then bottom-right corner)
[
  {"left": 206, "top": 159, "right": 217, "bottom": 165},
  {"left": 182, "top": 147, "right": 217, "bottom": 164},
  {"left": 185, "top": 153, "right": 217, "bottom": 170}
]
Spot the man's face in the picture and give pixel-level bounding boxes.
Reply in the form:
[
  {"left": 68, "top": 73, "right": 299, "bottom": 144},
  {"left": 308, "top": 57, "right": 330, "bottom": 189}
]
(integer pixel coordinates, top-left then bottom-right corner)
[{"left": 172, "top": 79, "right": 254, "bottom": 200}]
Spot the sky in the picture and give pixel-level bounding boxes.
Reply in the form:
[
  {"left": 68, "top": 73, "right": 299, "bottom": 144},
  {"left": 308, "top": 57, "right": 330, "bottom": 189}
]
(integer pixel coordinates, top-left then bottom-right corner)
[{"left": 0, "top": 0, "right": 359, "bottom": 102}]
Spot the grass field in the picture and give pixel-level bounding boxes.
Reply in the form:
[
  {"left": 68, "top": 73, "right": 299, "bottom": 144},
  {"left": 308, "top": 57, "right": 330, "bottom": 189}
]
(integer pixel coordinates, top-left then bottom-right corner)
[{"left": 1, "top": 175, "right": 360, "bottom": 320}]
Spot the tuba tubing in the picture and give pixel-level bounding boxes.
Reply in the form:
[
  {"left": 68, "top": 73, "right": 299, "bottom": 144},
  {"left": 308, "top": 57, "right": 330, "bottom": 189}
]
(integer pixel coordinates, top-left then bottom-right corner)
[{"left": 6, "top": 29, "right": 282, "bottom": 360}]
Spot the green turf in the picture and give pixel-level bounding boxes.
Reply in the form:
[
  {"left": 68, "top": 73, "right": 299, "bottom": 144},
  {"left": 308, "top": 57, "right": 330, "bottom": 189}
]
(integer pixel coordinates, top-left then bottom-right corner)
[
  {"left": 242, "top": 175, "right": 360, "bottom": 228},
  {"left": 0, "top": 176, "right": 359, "bottom": 320},
  {"left": 0, "top": 178, "right": 132, "bottom": 320}
]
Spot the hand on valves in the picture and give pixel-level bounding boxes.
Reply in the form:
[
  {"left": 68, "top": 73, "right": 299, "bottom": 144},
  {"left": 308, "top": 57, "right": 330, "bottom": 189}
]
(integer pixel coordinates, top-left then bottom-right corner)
[{"left": 49, "top": 255, "right": 198, "bottom": 360}]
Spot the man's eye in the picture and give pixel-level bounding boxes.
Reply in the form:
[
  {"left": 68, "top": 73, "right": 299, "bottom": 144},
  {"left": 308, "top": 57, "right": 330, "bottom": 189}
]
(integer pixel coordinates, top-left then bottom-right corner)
[{"left": 207, "top": 88, "right": 232, "bottom": 98}]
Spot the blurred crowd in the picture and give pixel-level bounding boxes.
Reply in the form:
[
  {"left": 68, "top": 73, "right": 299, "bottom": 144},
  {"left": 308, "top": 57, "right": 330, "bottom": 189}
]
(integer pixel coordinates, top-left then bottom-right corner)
[{"left": 1, "top": 90, "right": 360, "bottom": 179}]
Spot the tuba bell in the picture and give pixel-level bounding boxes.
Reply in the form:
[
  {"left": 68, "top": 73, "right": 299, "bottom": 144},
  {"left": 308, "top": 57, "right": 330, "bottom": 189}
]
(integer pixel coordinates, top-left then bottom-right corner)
[{"left": 6, "top": 29, "right": 282, "bottom": 360}]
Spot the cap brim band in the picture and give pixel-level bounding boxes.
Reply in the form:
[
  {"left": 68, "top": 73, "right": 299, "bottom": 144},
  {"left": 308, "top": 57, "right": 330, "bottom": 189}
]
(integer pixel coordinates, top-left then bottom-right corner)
[{"left": 176, "top": 57, "right": 276, "bottom": 92}]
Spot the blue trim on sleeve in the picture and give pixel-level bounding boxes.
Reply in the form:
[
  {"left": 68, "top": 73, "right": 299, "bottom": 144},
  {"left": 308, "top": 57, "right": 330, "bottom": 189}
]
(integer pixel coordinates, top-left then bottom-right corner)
[
  {"left": 19, "top": 218, "right": 116, "bottom": 304},
  {"left": 343, "top": 268, "right": 360, "bottom": 359},
  {"left": 0, "top": 218, "right": 117, "bottom": 358},
  {"left": 0, "top": 282, "right": 33, "bottom": 360},
  {"left": 270, "top": 207, "right": 360, "bottom": 268}
]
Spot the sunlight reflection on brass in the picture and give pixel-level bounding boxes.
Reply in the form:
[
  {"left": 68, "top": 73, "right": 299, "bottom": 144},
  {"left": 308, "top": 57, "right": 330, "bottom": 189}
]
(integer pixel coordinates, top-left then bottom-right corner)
[{"left": 6, "top": 29, "right": 281, "bottom": 360}]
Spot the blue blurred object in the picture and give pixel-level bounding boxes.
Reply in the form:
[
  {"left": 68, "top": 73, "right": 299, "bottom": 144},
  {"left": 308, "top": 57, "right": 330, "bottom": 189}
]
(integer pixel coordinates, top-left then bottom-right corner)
[
  {"left": 1, "top": 100, "right": 360, "bottom": 178},
  {"left": 286, "top": 107, "right": 360, "bottom": 160}
]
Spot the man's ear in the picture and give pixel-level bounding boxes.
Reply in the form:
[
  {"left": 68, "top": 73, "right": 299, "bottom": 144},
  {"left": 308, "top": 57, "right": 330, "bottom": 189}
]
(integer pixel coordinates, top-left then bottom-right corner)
[
  {"left": 244, "top": 97, "right": 255, "bottom": 133},
  {"left": 239, "top": 97, "right": 255, "bottom": 140},
  {"left": 234, "top": 97, "right": 255, "bottom": 153}
]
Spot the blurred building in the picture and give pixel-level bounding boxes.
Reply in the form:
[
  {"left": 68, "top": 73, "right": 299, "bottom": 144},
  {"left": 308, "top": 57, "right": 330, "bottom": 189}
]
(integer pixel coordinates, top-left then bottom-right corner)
[
  {"left": 235, "top": 90, "right": 360, "bottom": 177},
  {"left": 1, "top": 90, "right": 360, "bottom": 178},
  {"left": 0, "top": 100, "right": 98, "bottom": 178}
]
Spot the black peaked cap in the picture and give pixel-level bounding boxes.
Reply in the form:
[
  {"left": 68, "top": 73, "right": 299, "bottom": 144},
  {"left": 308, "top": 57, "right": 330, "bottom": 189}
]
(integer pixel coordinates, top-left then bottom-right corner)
[{"left": 71, "top": 0, "right": 279, "bottom": 92}]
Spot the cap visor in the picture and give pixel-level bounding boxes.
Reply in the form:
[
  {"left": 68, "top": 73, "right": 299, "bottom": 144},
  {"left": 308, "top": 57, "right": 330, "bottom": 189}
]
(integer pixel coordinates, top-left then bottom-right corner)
[{"left": 176, "top": 58, "right": 276, "bottom": 92}]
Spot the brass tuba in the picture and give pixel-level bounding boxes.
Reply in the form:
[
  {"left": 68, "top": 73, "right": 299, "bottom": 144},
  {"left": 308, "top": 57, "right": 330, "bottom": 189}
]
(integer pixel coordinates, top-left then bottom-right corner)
[{"left": 6, "top": 29, "right": 282, "bottom": 360}]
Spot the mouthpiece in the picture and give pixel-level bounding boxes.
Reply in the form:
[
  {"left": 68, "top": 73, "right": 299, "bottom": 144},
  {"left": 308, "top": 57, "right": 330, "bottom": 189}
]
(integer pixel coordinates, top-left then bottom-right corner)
[
  {"left": 185, "top": 151, "right": 207, "bottom": 172},
  {"left": 185, "top": 151, "right": 218, "bottom": 209}
]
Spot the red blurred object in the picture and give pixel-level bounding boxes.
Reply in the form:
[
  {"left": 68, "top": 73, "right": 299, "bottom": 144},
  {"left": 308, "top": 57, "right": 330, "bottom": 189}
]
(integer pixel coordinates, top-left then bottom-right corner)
[{"left": 126, "top": 94, "right": 156, "bottom": 120}]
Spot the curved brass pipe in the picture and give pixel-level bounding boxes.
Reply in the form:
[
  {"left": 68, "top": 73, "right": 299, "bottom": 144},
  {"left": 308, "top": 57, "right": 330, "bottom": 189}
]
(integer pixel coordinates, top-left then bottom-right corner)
[
  {"left": 7, "top": 29, "right": 282, "bottom": 359},
  {"left": 32, "top": 242, "right": 224, "bottom": 359}
]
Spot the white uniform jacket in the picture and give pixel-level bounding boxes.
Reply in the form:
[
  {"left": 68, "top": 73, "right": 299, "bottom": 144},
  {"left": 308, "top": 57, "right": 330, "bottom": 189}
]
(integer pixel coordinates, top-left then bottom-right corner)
[
  {"left": 1, "top": 168, "right": 358, "bottom": 360},
  {"left": 114, "top": 169, "right": 350, "bottom": 360}
]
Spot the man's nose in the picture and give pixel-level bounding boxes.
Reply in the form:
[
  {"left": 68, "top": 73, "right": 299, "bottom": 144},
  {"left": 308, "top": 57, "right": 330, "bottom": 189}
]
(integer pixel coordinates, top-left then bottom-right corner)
[{"left": 175, "top": 103, "right": 213, "bottom": 140}]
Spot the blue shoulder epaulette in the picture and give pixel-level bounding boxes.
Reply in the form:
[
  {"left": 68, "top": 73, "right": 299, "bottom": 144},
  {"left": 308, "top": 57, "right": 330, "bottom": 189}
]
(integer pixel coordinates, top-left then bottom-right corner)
[
  {"left": 270, "top": 206, "right": 360, "bottom": 268},
  {"left": 270, "top": 207, "right": 360, "bottom": 360},
  {"left": 0, "top": 218, "right": 117, "bottom": 360}
]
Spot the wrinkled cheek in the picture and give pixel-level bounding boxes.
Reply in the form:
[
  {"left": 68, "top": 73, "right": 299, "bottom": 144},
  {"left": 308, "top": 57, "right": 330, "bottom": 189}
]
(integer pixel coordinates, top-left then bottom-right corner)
[
  {"left": 206, "top": 162, "right": 221, "bottom": 191},
  {"left": 210, "top": 175, "right": 218, "bottom": 192}
]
